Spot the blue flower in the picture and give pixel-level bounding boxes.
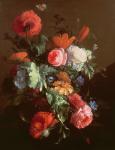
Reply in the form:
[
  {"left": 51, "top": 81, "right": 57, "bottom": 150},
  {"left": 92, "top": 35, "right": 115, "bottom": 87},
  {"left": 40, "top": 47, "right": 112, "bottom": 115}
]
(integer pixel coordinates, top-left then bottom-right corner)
[
  {"left": 14, "top": 68, "right": 27, "bottom": 89},
  {"left": 76, "top": 75, "right": 85, "bottom": 86},
  {"left": 89, "top": 100, "right": 98, "bottom": 111},
  {"left": 47, "top": 76, "right": 56, "bottom": 84}
]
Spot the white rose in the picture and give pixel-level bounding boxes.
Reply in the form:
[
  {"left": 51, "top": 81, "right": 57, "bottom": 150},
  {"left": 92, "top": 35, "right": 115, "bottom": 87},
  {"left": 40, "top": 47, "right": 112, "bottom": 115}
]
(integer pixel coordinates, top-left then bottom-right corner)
[{"left": 67, "top": 45, "right": 87, "bottom": 64}]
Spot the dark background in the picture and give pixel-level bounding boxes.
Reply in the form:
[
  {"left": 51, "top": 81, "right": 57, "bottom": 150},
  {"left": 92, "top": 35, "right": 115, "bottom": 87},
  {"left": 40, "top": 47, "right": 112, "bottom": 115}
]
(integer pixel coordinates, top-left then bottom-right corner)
[{"left": 0, "top": 0, "right": 115, "bottom": 150}]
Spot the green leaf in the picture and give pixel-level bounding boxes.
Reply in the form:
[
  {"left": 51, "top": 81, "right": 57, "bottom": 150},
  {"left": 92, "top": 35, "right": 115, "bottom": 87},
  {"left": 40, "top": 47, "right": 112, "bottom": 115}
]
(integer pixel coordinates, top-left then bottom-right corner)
[
  {"left": 27, "top": 62, "right": 40, "bottom": 88},
  {"left": 39, "top": 64, "right": 57, "bottom": 76},
  {"left": 83, "top": 63, "right": 95, "bottom": 79},
  {"left": 21, "top": 62, "right": 57, "bottom": 91},
  {"left": 46, "top": 89, "right": 70, "bottom": 123},
  {"left": 46, "top": 91, "right": 53, "bottom": 105},
  {"left": 64, "top": 65, "right": 79, "bottom": 80},
  {"left": 21, "top": 62, "right": 41, "bottom": 89},
  {"left": 35, "top": 34, "right": 48, "bottom": 56}
]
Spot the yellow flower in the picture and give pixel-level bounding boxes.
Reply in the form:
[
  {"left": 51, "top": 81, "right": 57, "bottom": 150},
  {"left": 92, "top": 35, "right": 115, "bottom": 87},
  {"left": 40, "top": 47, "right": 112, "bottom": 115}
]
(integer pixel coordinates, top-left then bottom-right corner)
[{"left": 52, "top": 81, "right": 74, "bottom": 96}]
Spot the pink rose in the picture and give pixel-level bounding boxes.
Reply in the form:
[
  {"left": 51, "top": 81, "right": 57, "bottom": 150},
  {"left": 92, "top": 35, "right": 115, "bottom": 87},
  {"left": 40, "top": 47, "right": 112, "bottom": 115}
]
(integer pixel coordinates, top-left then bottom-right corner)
[
  {"left": 48, "top": 48, "right": 67, "bottom": 67},
  {"left": 70, "top": 105, "right": 93, "bottom": 129},
  {"left": 68, "top": 93, "right": 86, "bottom": 109}
]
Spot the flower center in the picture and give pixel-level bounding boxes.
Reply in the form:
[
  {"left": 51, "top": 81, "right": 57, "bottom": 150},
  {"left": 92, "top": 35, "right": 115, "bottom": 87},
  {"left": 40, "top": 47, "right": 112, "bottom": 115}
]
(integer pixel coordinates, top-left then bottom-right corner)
[{"left": 24, "top": 22, "right": 34, "bottom": 32}]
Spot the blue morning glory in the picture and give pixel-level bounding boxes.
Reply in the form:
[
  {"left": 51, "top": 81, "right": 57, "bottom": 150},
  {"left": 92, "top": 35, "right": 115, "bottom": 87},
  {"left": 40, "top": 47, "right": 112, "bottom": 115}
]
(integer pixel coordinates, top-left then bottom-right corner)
[
  {"left": 47, "top": 76, "right": 55, "bottom": 84},
  {"left": 76, "top": 75, "right": 85, "bottom": 86},
  {"left": 14, "top": 68, "right": 27, "bottom": 89},
  {"left": 89, "top": 100, "right": 98, "bottom": 111}
]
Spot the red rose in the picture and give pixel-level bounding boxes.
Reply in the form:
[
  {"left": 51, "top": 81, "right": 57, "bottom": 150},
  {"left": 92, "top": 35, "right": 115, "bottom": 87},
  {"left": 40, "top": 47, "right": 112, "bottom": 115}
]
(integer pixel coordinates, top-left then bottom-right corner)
[
  {"left": 28, "top": 88, "right": 40, "bottom": 96},
  {"left": 48, "top": 48, "right": 67, "bottom": 67},
  {"left": 70, "top": 105, "right": 93, "bottom": 129},
  {"left": 32, "top": 97, "right": 49, "bottom": 109},
  {"left": 68, "top": 93, "right": 86, "bottom": 109},
  {"left": 13, "top": 10, "right": 42, "bottom": 37},
  {"left": 30, "top": 112, "right": 57, "bottom": 139},
  {"left": 9, "top": 65, "right": 18, "bottom": 77}
]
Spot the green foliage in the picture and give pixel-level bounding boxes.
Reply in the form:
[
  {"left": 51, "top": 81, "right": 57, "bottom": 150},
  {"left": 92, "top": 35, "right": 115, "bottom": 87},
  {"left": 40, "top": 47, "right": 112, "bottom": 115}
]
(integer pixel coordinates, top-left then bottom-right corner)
[
  {"left": 83, "top": 63, "right": 95, "bottom": 79},
  {"left": 21, "top": 62, "right": 57, "bottom": 91},
  {"left": 57, "top": 124, "right": 70, "bottom": 143},
  {"left": 46, "top": 89, "right": 70, "bottom": 123},
  {"left": 39, "top": 64, "right": 57, "bottom": 76},
  {"left": 21, "top": 62, "right": 41, "bottom": 89},
  {"left": 34, "top": 34, "right": 48, "bottom": 56},
  {"left": 64, "top": 65, "right": 79, "bottom": 80}
]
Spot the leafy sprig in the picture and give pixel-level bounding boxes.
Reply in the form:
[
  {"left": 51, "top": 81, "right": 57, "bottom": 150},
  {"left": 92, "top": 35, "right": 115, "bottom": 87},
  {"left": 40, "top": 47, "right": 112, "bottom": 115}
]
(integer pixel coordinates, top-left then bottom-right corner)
[{"left": 46, "top": 89, "right": 70, "bottom": 123}]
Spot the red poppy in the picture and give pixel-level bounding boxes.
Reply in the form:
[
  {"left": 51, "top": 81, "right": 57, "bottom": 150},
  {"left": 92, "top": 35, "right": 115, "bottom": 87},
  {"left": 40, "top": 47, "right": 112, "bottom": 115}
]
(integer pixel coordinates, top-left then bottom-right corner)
[
  {"left": 30, "top": 112, "right": 57, "bottom": 139},
  {"left": 13, "top": 10, "right": 42, "bottom": 37}
]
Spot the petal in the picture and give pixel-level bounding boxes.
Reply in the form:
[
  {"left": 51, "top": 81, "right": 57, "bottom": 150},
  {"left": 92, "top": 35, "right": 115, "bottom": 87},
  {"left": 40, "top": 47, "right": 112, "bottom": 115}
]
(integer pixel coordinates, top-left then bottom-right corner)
[
  {"left": 9, "top": 52, "right": 28, "bottom": 61},
  {"left": 61, "top": 52, "right": 67, "bottom": 65},
  {"left": 77, "top": 26, "right": 90, "bottom": 43}
]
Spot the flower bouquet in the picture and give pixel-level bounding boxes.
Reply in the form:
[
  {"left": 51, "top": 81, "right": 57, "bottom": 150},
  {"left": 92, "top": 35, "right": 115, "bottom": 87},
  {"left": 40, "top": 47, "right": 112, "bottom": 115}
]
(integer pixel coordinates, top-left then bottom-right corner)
[{"left": 2, "top": 7, "right": 98, "bottom": 143}]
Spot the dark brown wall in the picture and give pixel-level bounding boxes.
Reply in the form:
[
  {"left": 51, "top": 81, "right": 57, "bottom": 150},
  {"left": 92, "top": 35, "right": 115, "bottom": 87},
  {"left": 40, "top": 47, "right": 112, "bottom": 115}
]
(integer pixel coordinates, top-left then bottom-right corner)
[{"left": 0, "top": 0, "right": 115, "bottom": 85}]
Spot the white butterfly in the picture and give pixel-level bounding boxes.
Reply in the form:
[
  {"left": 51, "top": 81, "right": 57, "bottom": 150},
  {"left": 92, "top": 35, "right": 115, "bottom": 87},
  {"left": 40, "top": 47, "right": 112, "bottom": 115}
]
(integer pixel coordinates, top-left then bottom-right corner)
[{"left": 36, "top": 3, "right": 47, "bottom": 11}]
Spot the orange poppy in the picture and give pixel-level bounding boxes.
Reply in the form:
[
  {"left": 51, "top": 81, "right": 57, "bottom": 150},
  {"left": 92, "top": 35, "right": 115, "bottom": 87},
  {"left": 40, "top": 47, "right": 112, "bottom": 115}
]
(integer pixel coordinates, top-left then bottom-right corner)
[
  {"left": 76, "top": 26, "right": 90, "bottom": 43},
  {"left": 52, "top": 33, "right": 76, "bottom": 49},
  {"left": 9, "top": 52, "right": 30, "bottom": 62}
]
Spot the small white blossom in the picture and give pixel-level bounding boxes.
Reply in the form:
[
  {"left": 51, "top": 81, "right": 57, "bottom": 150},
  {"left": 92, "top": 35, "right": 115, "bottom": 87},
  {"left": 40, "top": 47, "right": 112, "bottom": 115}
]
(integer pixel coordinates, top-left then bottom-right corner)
[{"left": 86, "top": 50, "right": 92, "bottom": 60}]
